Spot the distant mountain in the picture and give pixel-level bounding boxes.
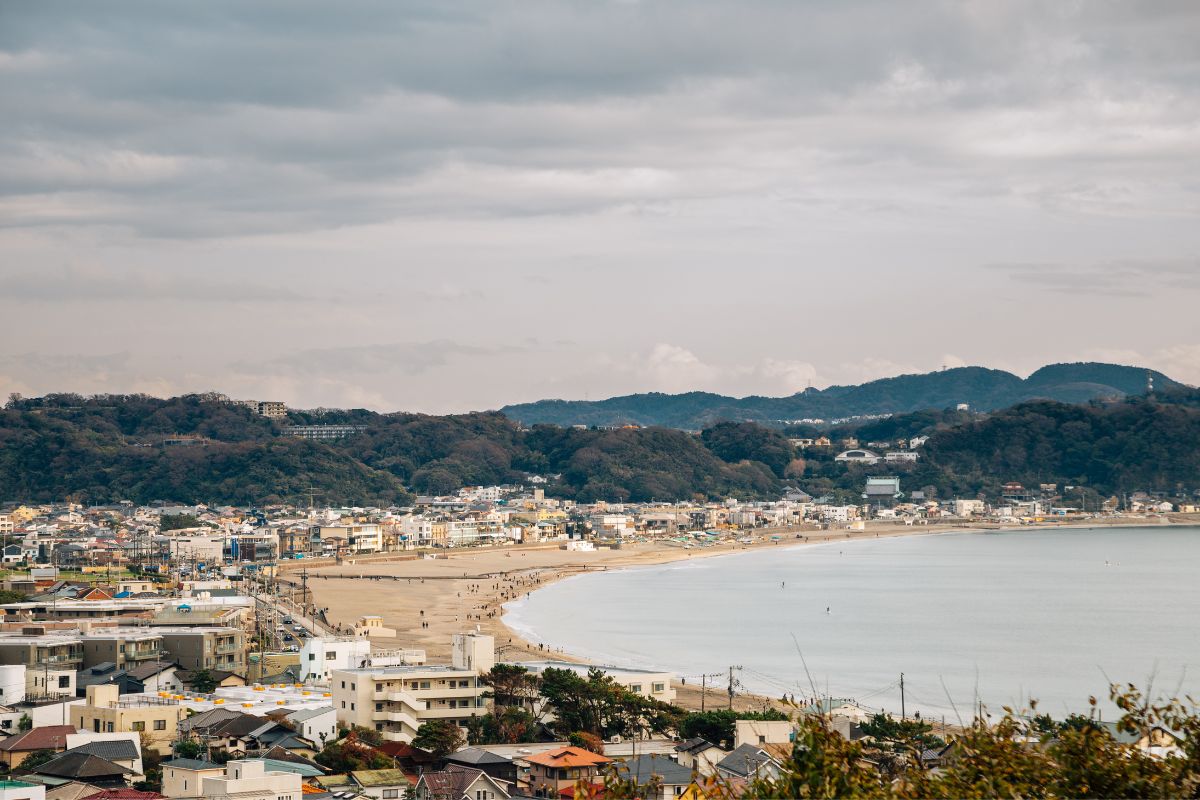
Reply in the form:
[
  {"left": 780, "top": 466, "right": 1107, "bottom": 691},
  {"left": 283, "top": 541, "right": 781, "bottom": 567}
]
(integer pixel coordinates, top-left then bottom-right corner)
[{"left": 499, "top": 362, "right": 1186, "bottom": 429}]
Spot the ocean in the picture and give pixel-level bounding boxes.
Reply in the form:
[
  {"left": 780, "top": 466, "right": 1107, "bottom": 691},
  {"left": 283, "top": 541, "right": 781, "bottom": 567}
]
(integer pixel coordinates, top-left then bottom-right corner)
[{"left": 503, "top": 526, "right": 1200, "bottom": 720}]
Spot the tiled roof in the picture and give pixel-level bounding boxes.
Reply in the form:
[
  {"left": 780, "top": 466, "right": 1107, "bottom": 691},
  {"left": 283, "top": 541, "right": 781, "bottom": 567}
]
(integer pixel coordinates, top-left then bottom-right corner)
[
  {"left": 0, "top": 725, "right": 76, "bottom": 752},
  {"left": 80, "top": 790, "right": 167, "bottom": 800},
  {"left": 64, "top": 741, "right": 140, "bottom": 763},
  {"left": 523, "top": 746, "right": 612, "bottom": 768},
  {"left": 418, "top": 765, "right": 486, "bottom": 799},
  {"left": 28, "top": 752, "right": 133, "bottom": 780},
  {"left": 612, "top": 754, "right": 695, "bottom": 786}
]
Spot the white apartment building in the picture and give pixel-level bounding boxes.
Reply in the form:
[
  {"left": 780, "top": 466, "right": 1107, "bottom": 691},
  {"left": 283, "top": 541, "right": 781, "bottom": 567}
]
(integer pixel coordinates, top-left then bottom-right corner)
[
  {"left": 191, "top": 759, "right": 301, "bottom": 800},
  {"left": 312, "top": 524, "right": 383, "bottom": 554},
  {"left": 954, "top": 499, "right": 986, "bottom": 517},
  {"left": 446, "top": 520, "right": 481, "bottom": 546},
  {"left": 167, "top": 533, "right": 226, "bottom": 563},
  {"left": 299, "top": 636, "right": 371, "bottom": 683},
  {"left": 331, "top": 633, "right": 493, "bottom": 742},
  {"left": 397, "top": 516, "right": 433, "bottom": 547}
]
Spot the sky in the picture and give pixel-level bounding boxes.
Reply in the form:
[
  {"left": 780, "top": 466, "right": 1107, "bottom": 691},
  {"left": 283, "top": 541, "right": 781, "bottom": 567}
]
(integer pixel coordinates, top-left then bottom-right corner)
[{"left": 2, "top": 1, "right": 1199, "bottom": 413}]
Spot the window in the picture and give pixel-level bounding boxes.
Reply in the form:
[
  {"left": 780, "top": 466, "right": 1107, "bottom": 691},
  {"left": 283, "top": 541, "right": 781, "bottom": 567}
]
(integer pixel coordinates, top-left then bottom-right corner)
[
  {"left": 327, "top": 652, "right": 337, "bottom": 660},
  {"left": 58, "top": 676, "right": 70, "bottom": 688},
  {"left": 341, "top": 701, "right": 346, "bottom": 709},
  {"left": 131, "top": 721, "right": 145, "bottom": 731},
  {"left": 653, "top": 682, "right": 665, "bottom": 693},
  {"left": 154, "top": 719, "right": 167, "bottom": 730},
  {"left": 383, "top": 791, "right": 399, "bottom": 799},
  {"left": 376, "top": 683, "right": 384, "bottom": 692},
  {"left": 630, "top": 684, "right": 642, "bottom": 693},
  {"left": 419, "top": 681, "right": 430, "bottom": 689},
  {"left": 350, "top": 703, "right": 355, "bottom": 711},
  {"left": 758, "top": 735, "right": 766, "bottom": 744},
  {"left": 376, "top": 703, "right": 383, "bottom": 712},
  {"left": 308, "top": 654, "right": 316, "bottom": 661},
  {"left": 341, "top": 681, "right": 346, "bottom": 689}
]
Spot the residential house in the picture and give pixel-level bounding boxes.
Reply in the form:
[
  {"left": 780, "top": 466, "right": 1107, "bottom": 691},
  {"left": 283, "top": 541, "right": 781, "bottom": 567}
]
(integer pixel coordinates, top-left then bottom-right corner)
[
  {"left": 413, "top": 765, "right": 509, "bottom": 800},
  {"left": 187, "top": 759, "right": 301, "bottom": 800},
  {"left": 343, "top": 769, "right": 414, "bottom": 800},
  {"left": 0, "top": 725, "right": 76, "bottom": 769},
  {"left": 160, "top": 759, "right": 223, "bottom": 798},
  {"left": 673, "top": 738, "right": 726, "bottom": 776},
  {"left": 522, "top": 746, "right": 613, "bottom": 798},
  {"left": 714, "top": 744, "right": 783, "bottom": 782},
  {"left": 442, "top": 747, "right": 518, "bottom": 785},
  {"left": 612, "top": 754, "right": 698, "bottom": 800},
  {"left": 22, "top": 751, "right": 133, "bottom": 790}
]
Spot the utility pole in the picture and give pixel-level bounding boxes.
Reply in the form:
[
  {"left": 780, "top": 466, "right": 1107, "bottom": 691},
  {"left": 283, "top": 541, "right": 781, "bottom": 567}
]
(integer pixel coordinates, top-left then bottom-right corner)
[
  {"left": 698, "top": 671, "right": 723, "bottom": 712},
  {"left": 900, "top": 673, "right": 906, "bottom": 720},
  {"left": 727, "top": 665, "right": 742, "bottom": 710}
]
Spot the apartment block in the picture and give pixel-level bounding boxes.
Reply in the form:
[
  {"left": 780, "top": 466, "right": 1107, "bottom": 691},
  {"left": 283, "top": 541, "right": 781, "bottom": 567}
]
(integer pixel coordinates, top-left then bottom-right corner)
[
  {"left": 79, "top": 628, "right": 166, "bottom": 669},
  {"left": 157, "top": 627, "right": 246, "bottom": 676},
  {"left": 0, "top": 633, "right": 83, "bottom": 671},
  {"left": 71, "top": 684, "right": 186, "bottom": 754},
  {"left": 331, "top": 633, "right": 494, "bottom": 742}
]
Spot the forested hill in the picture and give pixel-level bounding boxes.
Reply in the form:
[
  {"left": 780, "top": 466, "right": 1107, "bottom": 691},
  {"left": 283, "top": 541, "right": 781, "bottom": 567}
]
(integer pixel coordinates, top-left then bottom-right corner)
[
  {"left": 3, "top": 388, "right": 1198, "bottom": 506},
  {"left": 500, "top": 362, "right": 1183, "bottom": 429},
  {"left": 0, "top": 394, "right": 779, "bottom": 505}
]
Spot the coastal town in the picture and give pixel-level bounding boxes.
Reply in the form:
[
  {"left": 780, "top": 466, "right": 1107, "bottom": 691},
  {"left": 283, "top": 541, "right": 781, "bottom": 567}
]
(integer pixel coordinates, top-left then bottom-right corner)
[{"left": 0, "top": 478, "right": 1190, "bottom": 800}]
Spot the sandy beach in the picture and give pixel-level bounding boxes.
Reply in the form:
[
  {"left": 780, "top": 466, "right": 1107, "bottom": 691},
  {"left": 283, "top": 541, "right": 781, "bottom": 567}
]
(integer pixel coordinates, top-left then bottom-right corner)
[{"left": 303, "top": 514, "right": 1196, "bottom": 711}]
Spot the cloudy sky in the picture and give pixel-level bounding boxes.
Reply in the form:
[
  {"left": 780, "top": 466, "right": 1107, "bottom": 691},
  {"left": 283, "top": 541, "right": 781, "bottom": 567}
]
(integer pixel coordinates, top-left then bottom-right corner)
[{"left": 2, "top": 1, "right": 1199, "bottom": 412}]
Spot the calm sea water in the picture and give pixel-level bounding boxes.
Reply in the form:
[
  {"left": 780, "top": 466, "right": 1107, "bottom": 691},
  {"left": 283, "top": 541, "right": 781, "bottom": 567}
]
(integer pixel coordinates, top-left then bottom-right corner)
[{"left": 504, "top": 526, "right": 1200, "bottom": 720}]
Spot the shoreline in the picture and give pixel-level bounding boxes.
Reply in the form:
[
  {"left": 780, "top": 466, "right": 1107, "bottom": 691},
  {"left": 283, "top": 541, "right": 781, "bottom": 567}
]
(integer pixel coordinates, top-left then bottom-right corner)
[{"left": 306, "top": 514, "right": 1199, "bottom": 711}]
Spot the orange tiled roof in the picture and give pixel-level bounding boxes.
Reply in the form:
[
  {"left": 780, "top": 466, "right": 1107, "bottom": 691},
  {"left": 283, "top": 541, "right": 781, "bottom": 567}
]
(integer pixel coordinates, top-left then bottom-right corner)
[{"left": 525, "top": 746, "right": 613, "bottom": 768}]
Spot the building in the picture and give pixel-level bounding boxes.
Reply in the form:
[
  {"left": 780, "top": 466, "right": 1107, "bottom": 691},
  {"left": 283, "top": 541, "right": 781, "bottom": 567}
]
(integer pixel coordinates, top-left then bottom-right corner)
[
  {"left": 79, "top": 628, "right": 166, "bottom": 670},
  {"left": 71, "top": 684, "right": 187, "bottom": 754},
  {"left": 298, "top": 637, "right": 370, "bottom": 683},
  {"left": 161, "top": 758, "right": 224, "bottom": 798},
  {"left": 884, "top": 451, "right": 919, "bottom": 463},
  {"left": 311, "top": 524, "right": 383, "bottom": 555},
  {"left": 238, "top": 401, "right": 287, "bottom": 419},
  {"left": 0, "top": 632, "right": 84, "bottom": 671},
  {"left": 863, "top": 477, "right": 902, "bottom": 509},
  {"left": 281, "top": 425, "right": 366, "bottom": 440},
  {"left": 835, "top": 450, "right": 880, "bottom": 465},
  {"left": 157, "top": 627, "right": 246, "bottom": 676},
  {"left": 331, "top": 633, "right": 493, "bottom": 742},
  {"left": 522, "top": 746, "right": 612, "bottom": 798},
  {"left": 182, "top": 759, "right": 301, "bottom": 800},
  {"left": 612, "top": 754, "right": 696, "bottom": 800},
  {"left": 413, "top": 764, "right": 509, "bottom": 800},
  {"left": 0, "top": 725, "right": 76, "bottom": 769}
]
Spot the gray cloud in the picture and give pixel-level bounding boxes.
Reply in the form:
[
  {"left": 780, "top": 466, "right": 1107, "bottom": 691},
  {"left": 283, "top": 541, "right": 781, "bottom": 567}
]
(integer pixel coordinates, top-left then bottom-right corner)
[
  {"left": 2, "top": 2, "right": 1200, "bottom": 409},
  {"left": 2, "top": 264, "right": 313, "bottom": 303},
  {"left": 989, "top": 258, "right": 1200, "bottom": 296},
  {"left": 232, "top": 340, "right": 524, "bottom": 379}
]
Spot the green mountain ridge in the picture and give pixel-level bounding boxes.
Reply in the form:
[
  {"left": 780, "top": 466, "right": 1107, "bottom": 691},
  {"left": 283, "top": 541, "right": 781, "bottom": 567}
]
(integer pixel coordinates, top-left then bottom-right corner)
[
  {"left": 3, "top": 378, "right": 1197, "bottom": 507},
  {"left": 499, "top": 362, "right": 1184, "bottom": 429}
]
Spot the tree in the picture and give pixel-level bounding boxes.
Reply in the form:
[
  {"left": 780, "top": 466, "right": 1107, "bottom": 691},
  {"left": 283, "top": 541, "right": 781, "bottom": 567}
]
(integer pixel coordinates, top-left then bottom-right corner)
[
  {"left": 0, "top": 590, "right": 26, "bottom": 605},
  {"left": 173, "top": 739, "right": 206, "bottom": 760},
  {"left": 315, "top": 733, "right": 392, "bottom": 773},
  {"left": 15, "top": 750, "right": 58, "bottom": 772},
  {"left": 412, "top": 720, "right": 465, "bottom": 758},
  {"left": 17, "top": 714, "right": 31, "bottom": 732},
  {"left": 467, "top": 707, "right": 541, "bottom": 745},
  {"left": 189, "top": 670, "right": 218, "bottom": 694}
]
